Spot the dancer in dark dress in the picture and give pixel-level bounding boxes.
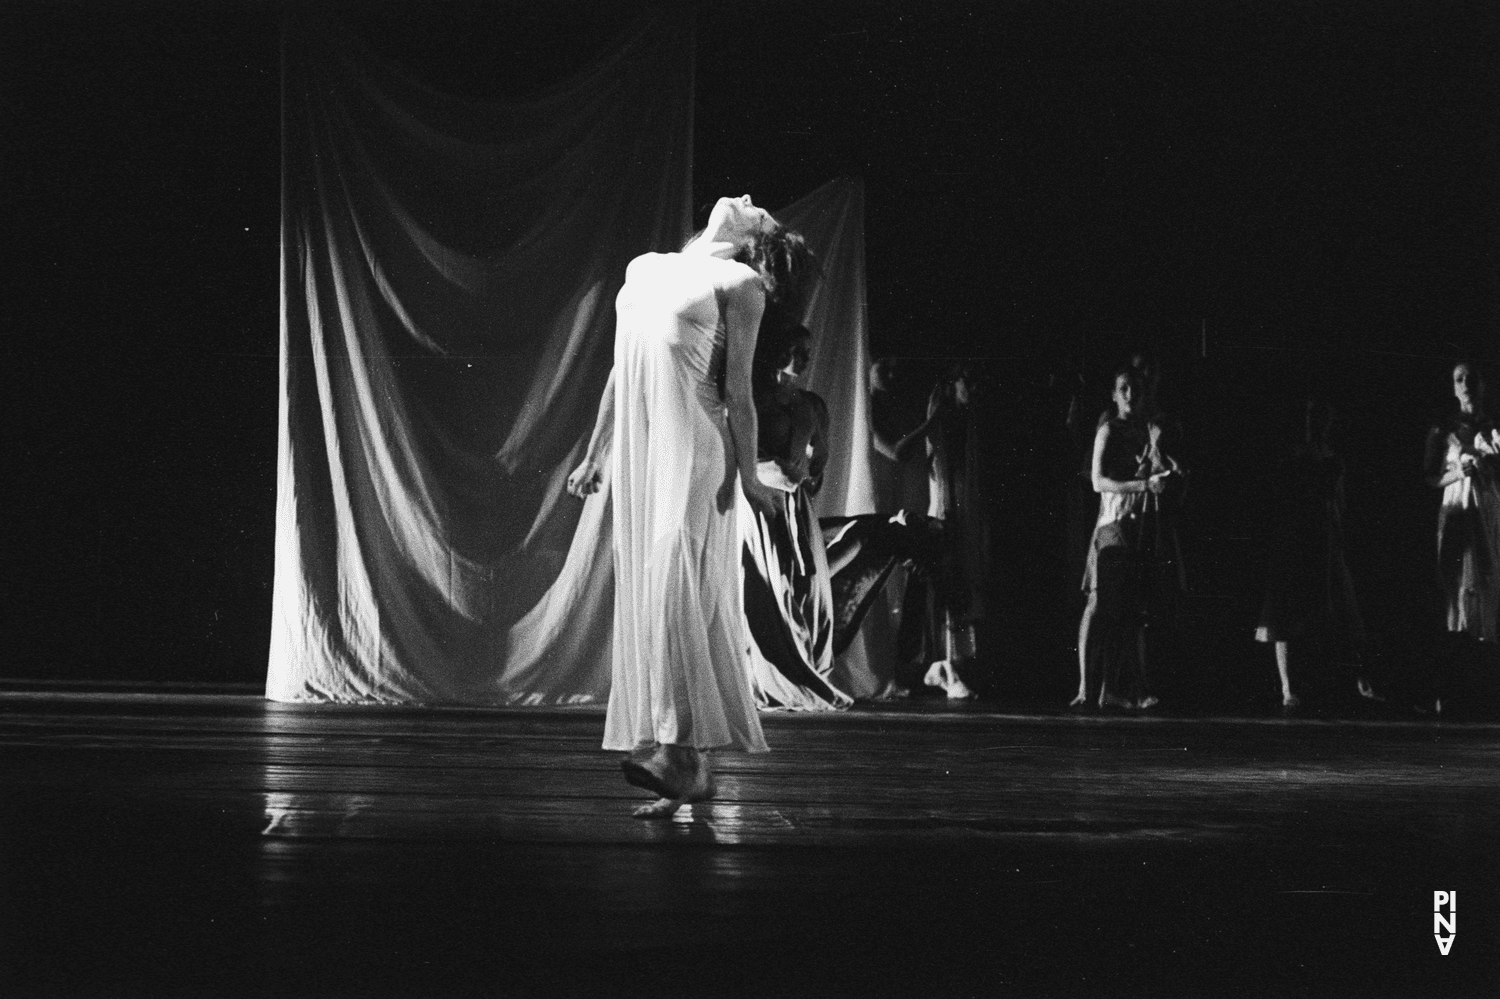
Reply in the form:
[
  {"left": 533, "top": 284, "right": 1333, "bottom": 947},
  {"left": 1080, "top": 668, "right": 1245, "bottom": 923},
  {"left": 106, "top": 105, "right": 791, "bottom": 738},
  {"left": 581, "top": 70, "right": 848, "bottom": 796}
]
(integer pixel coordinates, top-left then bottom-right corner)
[
  {"left": 743, "top": 337, "right": 950, "bottom": 707},
  {"left": 1254, "top": 399, "right": 1367, "bottom": 711},
  {"left": 739, "top": 323, "right": 850, "bottom": 710},
  {"left": 896, "top": 366, "right": 988, "bottom": 699}
]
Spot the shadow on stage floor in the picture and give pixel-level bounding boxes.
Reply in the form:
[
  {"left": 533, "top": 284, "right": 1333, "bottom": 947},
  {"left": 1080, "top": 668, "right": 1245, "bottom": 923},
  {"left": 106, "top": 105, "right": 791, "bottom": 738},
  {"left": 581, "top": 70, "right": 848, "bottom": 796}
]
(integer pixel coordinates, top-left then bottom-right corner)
[{"left": 0, "top": 684, "right": 1494, "bottom": 997}]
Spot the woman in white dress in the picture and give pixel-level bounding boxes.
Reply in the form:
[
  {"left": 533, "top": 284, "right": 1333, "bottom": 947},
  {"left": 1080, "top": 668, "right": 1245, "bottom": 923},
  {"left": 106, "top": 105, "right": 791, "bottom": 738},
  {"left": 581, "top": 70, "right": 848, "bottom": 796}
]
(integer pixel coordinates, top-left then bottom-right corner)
[
  {"left": 1425, "top": 360, "right": 1500, "bottom": 644},
  {"left": 568, "top": 195, "right": 815, "bottom": 818}
]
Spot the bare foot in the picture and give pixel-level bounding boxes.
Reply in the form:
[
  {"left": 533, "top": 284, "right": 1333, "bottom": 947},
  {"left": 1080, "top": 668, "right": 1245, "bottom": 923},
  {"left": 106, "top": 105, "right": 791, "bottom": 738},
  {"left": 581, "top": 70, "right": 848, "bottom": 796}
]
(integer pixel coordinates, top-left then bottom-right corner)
[
  {"left": 1068, "top": 693, "right": 1089, "bottom": 707},
  {"left": 632, "top": 797, "right": 683, "bottom": 820},
  {"left": 631, "top": 753, "right": 715, "bottom": 820},
  {"left": 678, "top": 750, "right": 716, "bottom": 803},
  {"left": 621, "top": 744, "right": 688, "bottom": 799},
  {"left": 1135, "top": 695, "right": 1160, "bottom": 710},
  {"left": 922, "top": 661, "right": 946, "bottom": 691},
  {"left": 924, "top": 660, "right": 974, "bottom": 700}
]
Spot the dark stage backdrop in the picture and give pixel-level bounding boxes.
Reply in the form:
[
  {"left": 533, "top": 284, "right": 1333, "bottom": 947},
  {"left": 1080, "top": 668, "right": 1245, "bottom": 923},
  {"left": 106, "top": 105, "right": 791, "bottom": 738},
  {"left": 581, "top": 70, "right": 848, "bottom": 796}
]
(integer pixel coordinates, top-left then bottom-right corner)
[{"left": 2, "top": 0, "right": 1496, "bottom": 695}]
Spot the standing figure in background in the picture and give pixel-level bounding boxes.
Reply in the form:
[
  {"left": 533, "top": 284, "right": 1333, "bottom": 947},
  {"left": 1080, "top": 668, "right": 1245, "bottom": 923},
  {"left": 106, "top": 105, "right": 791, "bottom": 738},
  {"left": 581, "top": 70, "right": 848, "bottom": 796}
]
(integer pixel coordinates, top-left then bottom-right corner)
[
  {"left": 900, "top": 365, "right": 988, "bottom": 699},
  {"left": 870, "top": 358, "right": 934, "bottom": 514},
  {"left": 1254, "top": 399, "right": 1368, "bottom": 712},
  {"left": 1424, "top": 360, "right": 1500, "bottom": 644},
  {"left": 739, "top": 323, "right": 850, "bottom": 710},
  {"left": 1073, "top": 366, "right": 1183, "bottom": 710},
  {"left": 568, "top": 194, "right": 815, "bottom": 818},
  {"left": 1072, "top": 349, "right": 1177, "bottom": 603},
  {"left": 863, "top": 357, "right": 936, "bottom": 698}
]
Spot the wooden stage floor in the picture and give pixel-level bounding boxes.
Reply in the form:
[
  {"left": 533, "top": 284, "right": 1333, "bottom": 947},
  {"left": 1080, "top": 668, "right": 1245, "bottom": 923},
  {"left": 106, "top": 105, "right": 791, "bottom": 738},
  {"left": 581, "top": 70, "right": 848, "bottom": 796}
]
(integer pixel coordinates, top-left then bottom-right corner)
[{"left": 0, "top": 687, "right": 1495, "bottom": 997}]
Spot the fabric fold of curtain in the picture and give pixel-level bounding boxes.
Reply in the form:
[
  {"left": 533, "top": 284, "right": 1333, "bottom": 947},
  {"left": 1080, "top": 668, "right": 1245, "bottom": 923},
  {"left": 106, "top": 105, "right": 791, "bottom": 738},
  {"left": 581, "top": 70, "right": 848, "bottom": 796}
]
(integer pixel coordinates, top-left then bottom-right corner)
[
  {"left": 268, "top": 14, "right": 694, "bottom": 702},
  {"left": 269, "top": 15, "right": 884, "bottom": 705}
]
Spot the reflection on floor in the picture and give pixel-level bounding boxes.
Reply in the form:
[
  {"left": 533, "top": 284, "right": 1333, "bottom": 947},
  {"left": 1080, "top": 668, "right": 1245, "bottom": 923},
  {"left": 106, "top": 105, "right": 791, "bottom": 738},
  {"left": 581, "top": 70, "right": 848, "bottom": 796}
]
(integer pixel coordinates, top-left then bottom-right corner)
[{"left": 0, "top": 688, "right": 1495, "bottom": 996}]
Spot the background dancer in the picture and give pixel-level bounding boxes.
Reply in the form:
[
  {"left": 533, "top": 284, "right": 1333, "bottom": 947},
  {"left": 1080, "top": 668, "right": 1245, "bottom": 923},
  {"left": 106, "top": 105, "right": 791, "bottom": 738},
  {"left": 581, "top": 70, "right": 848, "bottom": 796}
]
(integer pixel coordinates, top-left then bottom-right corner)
[
  {"left": 740, "top": 322, "right": 849, "bottom": 710},
  {"left": 899, "top": 365, "right": 988, "bottom": 699},
  {"left": 1254, "top": 398, "right": 1368, "bottom": 713},
  {"left": 1422, "top": 360, "right": 1500, "bottom": 713},
  {"left": 1073, "top": 366, "right": 1184, "bottom": 710}
]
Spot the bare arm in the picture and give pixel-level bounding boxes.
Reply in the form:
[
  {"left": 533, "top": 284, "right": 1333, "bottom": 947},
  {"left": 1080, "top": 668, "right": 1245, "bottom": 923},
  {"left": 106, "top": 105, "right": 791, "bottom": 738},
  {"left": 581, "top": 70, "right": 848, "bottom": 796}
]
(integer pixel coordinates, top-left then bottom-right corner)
[
  {"left": 872, "top": 412, "right": 933, "bottom": 462},
  {"left": 871, "top": 428, "right": 900, "bottom": 462},
  {"left": 722, "top": 271, "right": 779, "bottom": 516},
  {"left": 872, "top": 384, "right": 939, "bottom": 461},
  {"left": 566, "top": 367, "right": 615, "bottom": 498},
  {"left": 893, "top": 412, "right": 936, "bottom": 460}
]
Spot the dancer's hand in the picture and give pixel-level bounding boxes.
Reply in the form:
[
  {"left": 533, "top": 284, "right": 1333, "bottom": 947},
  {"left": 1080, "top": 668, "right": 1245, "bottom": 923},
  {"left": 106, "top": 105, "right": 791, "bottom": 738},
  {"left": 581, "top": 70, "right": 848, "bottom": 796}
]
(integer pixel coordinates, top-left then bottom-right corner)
[
  {"left": 566, "top": 458, "right": 602, "bottom": 498},
  {"left": 742, "top": 477, "right": 781, "bottom": 520},
  {"left": 1146, "top": 470, "right": 1171, "bottom": 494}
]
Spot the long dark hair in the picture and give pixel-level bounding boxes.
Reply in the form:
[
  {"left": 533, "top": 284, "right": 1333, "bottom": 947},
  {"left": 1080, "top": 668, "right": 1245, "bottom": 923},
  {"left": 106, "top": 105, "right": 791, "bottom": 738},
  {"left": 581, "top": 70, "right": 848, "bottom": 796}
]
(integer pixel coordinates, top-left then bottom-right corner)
[
  {"left": 682, "top": 211, "right": 820, "bottom": 315},
  {"left": 738, "top": 226, "right": 818, "bottom": 318}
]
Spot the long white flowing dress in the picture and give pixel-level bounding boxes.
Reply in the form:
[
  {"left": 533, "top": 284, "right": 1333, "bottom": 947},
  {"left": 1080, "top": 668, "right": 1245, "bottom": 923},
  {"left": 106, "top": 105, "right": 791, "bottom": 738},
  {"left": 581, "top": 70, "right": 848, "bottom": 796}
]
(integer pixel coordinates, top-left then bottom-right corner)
[{"left": 602, "top": 251, "right": 769, "bottom": 752}]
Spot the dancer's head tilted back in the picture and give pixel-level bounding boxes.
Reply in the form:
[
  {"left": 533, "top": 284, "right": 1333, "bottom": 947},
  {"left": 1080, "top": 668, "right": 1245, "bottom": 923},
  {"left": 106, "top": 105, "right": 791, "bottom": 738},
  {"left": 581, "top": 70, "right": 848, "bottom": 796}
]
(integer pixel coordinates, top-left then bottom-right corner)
[
  {"left": 697, "top": 194, "right": 778, "bottom": 247},
  {"left": 688, "top": 194, "right": 819, "bottom": 319}
]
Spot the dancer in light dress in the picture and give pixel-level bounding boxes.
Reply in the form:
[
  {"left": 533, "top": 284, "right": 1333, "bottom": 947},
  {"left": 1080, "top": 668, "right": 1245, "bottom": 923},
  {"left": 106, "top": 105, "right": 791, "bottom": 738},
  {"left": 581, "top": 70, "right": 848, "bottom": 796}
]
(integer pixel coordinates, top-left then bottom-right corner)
[
  {"left": 1425, "top": 360, "right": 1500, "bottom": 644},
  {"left": 1072, "top": 367, "right": 1183, "bottom": 710},
  {"left": 568, "top": 195, "right": 815, "bottom": 818}
]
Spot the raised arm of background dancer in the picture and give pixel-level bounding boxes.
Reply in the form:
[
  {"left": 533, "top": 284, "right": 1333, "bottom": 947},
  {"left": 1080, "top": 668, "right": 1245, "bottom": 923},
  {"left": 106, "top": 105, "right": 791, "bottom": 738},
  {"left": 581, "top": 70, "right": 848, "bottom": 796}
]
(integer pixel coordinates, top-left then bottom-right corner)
[
  {"left": 723, "top": 275, "right": 779, "bottom": 516},
  {"left": 872, "top": 409, "right": 933, "bottom": 462},
  {"left": 1091, "top": 421, "right": 1159, "bottom": 495},
  {"left": 566, "top": 367, "right": 615, "bottom": 498},
  {"left": 1423, "top": 424, "right": 1467, "bottom": 489}
]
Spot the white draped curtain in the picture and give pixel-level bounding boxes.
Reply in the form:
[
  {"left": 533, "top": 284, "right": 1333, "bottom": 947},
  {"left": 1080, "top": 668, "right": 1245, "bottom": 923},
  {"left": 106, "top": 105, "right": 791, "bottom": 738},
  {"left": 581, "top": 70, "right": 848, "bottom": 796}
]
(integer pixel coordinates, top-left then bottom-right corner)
[{"left": 268, "top": 14, "right": 883, "bottom": 704}]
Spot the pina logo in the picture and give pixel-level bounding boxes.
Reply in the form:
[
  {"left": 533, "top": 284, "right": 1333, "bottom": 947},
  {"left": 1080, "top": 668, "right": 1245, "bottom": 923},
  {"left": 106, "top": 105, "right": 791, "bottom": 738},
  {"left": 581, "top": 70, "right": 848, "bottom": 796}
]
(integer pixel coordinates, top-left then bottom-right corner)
[{"left": 1433, "top": 891, "right": 1457, "bottom": 955}]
